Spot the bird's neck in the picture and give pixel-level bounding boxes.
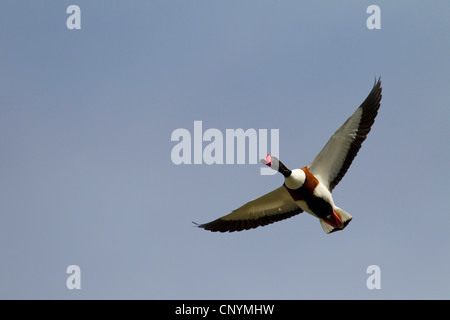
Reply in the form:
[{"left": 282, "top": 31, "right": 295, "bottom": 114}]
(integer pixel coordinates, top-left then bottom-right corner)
[{"left": 277, "top": 161, "right": 292, "bottom": 178}]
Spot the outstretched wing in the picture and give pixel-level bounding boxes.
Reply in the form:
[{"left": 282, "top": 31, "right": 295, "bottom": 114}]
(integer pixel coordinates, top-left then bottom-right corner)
[
  {"left": 309, "top": 78, "right": 382, "bottom": 191},
  {"left": 195, "top": 186, "right": 303, "bottom": 232}
]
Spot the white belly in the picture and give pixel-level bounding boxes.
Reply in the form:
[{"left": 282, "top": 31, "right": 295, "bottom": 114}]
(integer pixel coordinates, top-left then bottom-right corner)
[{"left": 313, "top": 183, "right": 334, "bottom": 205}]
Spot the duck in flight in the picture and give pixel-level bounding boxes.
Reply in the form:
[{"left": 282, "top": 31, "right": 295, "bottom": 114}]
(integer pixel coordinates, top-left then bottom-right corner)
[{"left": 195, "top": 78, "right": 382, "bottom": 234}]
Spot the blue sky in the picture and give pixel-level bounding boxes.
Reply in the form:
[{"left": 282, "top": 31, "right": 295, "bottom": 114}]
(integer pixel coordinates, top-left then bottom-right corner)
[{"left": 0, "top": 1, "right": 449, "bottom": 299}]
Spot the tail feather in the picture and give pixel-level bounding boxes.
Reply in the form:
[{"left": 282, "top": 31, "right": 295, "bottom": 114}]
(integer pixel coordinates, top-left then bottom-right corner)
[
  {"left": 320, "top": 207, "right": 353, "bottom": 234},
  {"left": 320, "top": 219, "right": 336, "bottom": 234}
]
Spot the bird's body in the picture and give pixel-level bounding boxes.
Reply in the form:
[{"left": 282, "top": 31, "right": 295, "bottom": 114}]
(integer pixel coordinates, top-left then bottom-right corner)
[
  {"left": 195, "top": 78, "right": 382, "bottom": 234},
  {"left": 282, "top": 166, "right": 351, "bottom": 233}
]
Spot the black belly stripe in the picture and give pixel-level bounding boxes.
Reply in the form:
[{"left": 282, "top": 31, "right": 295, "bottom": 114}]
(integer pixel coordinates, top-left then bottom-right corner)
[{"left": 284, "top": 168, "right": 334, "bottom": 220}]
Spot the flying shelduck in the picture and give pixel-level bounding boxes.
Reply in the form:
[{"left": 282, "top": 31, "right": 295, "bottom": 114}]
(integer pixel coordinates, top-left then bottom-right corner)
[{"left": 195, "top": 78, "right": 382, "bottom": 234}]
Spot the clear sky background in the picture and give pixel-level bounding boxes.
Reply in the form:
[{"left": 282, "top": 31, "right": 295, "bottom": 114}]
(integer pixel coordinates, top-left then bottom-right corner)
[{"left": 1, "top": 1, "right": 449, "bottom": 299}]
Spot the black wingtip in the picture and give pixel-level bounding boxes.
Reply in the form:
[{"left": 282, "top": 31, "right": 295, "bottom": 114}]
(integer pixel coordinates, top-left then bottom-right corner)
[
  {"left": 193, "top": 218, "right": 238, "bottom": 233},
  {"left": 374, "top": 76, "right": 382, "bottom": 87},
  {"left": 193, "top": 220, "right": 216, "bottom": 231}
]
